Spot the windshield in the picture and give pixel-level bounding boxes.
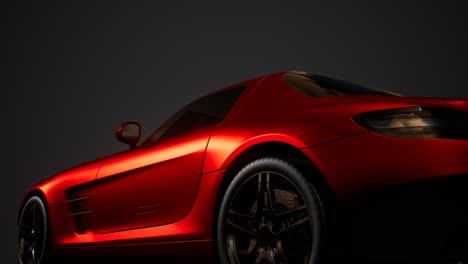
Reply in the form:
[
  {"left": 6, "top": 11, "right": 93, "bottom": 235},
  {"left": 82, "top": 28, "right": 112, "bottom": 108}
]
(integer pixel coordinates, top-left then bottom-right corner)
[{"left": 283, "top": 71, "right": 399, "bottom": 98}]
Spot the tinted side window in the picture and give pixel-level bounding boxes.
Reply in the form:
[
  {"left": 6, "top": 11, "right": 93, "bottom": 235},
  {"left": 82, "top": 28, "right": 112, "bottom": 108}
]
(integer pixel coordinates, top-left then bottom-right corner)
[{"left": 143, "top": 85, "right": 246, "bottom": 145}]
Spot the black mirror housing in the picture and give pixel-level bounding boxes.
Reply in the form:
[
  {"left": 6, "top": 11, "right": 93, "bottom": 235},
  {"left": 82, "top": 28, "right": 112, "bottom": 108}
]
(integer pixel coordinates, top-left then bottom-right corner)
[{"left": 116, "top": 122, "right": 141, "bottom": 148}]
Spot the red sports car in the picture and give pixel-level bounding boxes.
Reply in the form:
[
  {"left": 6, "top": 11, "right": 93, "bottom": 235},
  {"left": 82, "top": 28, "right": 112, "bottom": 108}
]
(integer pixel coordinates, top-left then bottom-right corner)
[{"left": 18, "top": 71, "right": 468, "bottom": 263}]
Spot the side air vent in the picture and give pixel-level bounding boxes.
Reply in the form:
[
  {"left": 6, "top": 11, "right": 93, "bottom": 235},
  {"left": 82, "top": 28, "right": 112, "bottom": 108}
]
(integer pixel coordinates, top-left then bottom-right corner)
[{"left": 65, "top": 185, "right": 96, "bottom": 234}]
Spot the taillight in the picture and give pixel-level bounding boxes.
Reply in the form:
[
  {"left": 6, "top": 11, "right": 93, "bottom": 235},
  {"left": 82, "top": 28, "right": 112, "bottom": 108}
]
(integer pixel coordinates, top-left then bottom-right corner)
[{"left": 353, "top": 107, "right": 468, "bottom": 140}]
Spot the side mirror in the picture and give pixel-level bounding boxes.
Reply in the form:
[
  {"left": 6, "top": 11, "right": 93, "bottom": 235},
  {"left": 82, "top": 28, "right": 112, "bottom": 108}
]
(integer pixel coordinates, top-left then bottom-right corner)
[{"left": 115, "top": 122, "right": 141, "bottom": 148}]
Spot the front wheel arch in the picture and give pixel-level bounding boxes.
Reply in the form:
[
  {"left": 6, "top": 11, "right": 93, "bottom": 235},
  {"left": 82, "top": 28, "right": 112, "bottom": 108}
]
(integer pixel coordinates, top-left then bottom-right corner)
[{"left": 18, "top": 189, "right": 48, "bottom": 222}]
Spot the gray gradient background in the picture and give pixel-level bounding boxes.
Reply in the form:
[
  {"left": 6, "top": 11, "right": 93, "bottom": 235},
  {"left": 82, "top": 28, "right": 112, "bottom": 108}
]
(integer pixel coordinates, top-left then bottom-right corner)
[{"left": 3, "top": 1, "right": 468, "bottom": 262}]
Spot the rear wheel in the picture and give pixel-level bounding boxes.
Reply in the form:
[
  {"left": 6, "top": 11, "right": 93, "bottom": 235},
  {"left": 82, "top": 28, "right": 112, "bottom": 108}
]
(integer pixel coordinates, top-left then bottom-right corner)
[
  {"left": 216, "top": 157, "right": 326, "bottom": 264},
  {"left": 18, "top": 196, "right": 49, "bottom": 264}
]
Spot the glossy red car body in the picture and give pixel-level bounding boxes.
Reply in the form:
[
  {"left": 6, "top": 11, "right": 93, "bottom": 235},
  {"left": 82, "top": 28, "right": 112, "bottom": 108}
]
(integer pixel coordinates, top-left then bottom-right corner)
[{"left": 20, "top": 72, "right": 468, "bottom": 260}]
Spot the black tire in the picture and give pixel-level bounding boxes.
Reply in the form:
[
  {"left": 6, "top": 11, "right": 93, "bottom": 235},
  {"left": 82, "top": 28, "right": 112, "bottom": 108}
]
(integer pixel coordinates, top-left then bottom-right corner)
[
  {"left": 17, "top": 196, "right": 50, "bottom": 264},
  {"left": 216, "top": 157, "right": 326, "bottom": 264}
]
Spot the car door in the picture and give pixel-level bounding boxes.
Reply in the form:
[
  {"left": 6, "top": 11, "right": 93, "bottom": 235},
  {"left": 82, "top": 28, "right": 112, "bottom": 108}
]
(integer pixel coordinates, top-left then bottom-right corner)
[{"left": 94, "top": 86, "right": 246, "bottom": 233}]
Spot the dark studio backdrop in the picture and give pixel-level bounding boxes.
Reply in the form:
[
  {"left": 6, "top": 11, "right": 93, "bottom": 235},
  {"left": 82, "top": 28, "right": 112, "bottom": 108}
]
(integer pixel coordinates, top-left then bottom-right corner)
[{"left": 3, "top": 0, "right": 468, "bottom": 262}]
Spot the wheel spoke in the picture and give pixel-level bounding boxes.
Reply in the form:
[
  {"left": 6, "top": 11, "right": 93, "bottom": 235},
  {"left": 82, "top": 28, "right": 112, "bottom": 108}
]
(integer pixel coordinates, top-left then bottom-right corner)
[
  {"left": 281, "top": 216, "right": 310, "bottom": 234},
  {"left": 31, "top": 204, "right": 37, "bottom": 226},
  {"left": 228, "top": 209, "right": 255, "bottom": 221},
  {"left": 227, "top": 209, "right": 257, "bottom": 236},
  {"left": 256, "top": 173, "right": 275, "bottom": 218},
  {"left": 31, "top": 246, "right": 37, "bottom": 264},
  {"left": 247, "top": 239, "right": 260, "bottom": 262},
  {"left": 23, "top": 240, "right": 36, "bottom": 263},
  {"left": 226, "top": 234, "right": 242, "bottom": 264},
  {"left": 265, "top": 173, "right": 274, "bottom": 211},
  {"left": 19, "top": 223, "right": 31, "bottom": 238},
  {"left": 227, "top": 219, "right": 257, "bottom": 236},
  {"left": 35, "top": 227, "right": 43, "bottom": 237},
  {"left": 255, "top": 174, "right": 264, "bottom": 217},
  {"left": 276, "top": 204, "right": 308, "bottom": 219},
  {"left": 275, "top": 239, "right": 288, "bottom": 264}
]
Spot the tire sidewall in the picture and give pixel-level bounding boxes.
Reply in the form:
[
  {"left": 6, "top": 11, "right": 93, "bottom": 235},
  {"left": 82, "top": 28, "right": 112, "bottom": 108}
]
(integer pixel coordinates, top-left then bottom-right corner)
[{"left": 216, "top": 157, "right": 325, "bottom": 264}]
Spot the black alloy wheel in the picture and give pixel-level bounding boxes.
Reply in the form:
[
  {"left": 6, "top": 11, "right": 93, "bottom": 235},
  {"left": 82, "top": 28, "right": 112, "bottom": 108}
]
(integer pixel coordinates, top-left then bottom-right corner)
[
  {"left": 216, "top": 157, "right": 326, "bottom": 264},
  {"left": 18, "top": 196, "right": 49, "bottom": 264}
]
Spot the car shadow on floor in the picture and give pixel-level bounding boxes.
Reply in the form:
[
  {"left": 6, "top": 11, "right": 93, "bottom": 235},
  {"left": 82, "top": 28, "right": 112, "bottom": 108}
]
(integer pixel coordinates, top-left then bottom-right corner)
[
  {"left": 53, "top": 255, "right": 467, "bottom": 264},
  {"left": 52, "top": 254, "right": 218, "bottom": 264}
]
